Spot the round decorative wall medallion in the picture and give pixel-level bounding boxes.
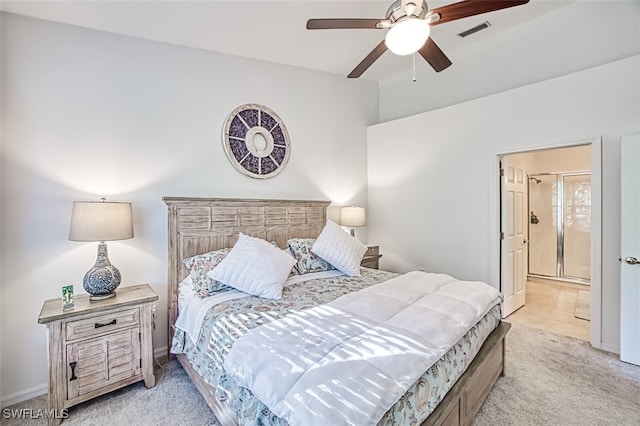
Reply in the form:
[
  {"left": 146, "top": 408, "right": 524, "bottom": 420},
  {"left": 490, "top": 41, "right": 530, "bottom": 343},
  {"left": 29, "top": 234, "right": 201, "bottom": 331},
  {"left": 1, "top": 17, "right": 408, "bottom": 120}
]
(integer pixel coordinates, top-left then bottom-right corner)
[{"left": 222, "top": 104, "right": 291, "bottom": 179}]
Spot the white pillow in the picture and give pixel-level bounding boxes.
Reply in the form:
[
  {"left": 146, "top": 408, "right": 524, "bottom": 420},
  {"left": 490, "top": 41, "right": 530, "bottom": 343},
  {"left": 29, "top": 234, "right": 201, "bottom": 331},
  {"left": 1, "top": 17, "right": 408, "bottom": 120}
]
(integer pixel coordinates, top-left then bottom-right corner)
[
  {"left": 311, "top": 220, "right": 367, "bottom": 276},
  {"left": 207, "top": 233, "right": 296, "bottom": 299}
]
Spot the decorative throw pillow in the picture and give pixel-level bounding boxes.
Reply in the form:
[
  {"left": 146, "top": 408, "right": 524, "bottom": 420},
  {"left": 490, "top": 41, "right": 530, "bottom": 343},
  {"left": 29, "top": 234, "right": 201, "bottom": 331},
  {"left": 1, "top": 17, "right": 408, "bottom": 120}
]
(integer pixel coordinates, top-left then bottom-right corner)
[
  {"left": 207, "top": 233, "right": 296, "bottom": 299},
  {"left": 182, "top": 248, "right": 232, "bottom": 298},
  {"left": 311, "top": 220, "right": 367, "bottom": 277},
  {"left": 288, "top": 238, "right": 335, "bottom": 275}
]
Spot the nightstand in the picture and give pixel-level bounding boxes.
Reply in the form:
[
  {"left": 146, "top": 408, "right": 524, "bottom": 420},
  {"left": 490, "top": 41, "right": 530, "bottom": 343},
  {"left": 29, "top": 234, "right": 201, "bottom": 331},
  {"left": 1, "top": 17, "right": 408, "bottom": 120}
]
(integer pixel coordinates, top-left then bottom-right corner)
[
  {"left": 361, "top": 245, "right": 382, "bottom": 269},
  {"left": 38, "top": 284, "right": 158, "bottom": 426}
]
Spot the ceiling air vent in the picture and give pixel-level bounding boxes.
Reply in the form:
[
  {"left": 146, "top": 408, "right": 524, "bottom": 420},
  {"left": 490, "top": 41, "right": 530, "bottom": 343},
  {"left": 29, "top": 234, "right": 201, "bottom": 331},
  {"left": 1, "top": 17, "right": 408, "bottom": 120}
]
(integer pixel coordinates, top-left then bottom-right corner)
[{"left": 457, "top": 21, "right": 491, "bottom": 38}]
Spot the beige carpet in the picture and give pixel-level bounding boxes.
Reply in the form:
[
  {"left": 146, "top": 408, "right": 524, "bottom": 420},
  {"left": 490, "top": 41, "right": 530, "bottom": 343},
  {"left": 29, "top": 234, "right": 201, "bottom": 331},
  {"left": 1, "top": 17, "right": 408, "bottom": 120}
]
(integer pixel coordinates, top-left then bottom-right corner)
[
  {"left": 473, "top": 322, "right": 640, "bottom": 425},
  {"left": 4, "top": 323, "right": 639, "bottom": 425},
  {"left": 1, "top": 361, "right": 219, "bottom": 426},
  {"left": 574, "top": 290, "right": 591, "bottom": 320}
]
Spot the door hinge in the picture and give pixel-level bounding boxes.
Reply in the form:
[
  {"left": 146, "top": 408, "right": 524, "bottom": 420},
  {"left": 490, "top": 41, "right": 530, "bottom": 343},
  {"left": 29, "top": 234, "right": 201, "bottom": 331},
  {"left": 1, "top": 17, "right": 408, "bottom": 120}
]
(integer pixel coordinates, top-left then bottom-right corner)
[
  {"left": 500, "top": 168, "right": 505, "bottom": 177},
  {"left": 139, "top": 332, "right": 141, "bottom": 342},
  {"left": 140, "top": 358, "right": 142, "bottom": 368},
  {"left": 500, "top": 232, "right": 505, "bottom": 240}
]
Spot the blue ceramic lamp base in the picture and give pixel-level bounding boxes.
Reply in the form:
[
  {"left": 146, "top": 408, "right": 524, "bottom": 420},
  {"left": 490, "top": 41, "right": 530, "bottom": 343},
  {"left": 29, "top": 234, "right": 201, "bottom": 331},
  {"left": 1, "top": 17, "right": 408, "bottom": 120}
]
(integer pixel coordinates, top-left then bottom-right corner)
[{"left": 83, "top": 242, "right": 121, "bottom": 301}]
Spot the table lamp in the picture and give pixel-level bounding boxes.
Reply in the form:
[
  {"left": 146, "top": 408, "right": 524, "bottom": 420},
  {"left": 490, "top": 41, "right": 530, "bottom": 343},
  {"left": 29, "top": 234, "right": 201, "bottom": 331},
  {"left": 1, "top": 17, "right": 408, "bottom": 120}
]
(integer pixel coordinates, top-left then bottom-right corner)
[
  {"left": 69, "top": 198, "right": 134, "bottom": 301},
  {"left": 340, "top": 206, "right": 366, "bottom": 237}
]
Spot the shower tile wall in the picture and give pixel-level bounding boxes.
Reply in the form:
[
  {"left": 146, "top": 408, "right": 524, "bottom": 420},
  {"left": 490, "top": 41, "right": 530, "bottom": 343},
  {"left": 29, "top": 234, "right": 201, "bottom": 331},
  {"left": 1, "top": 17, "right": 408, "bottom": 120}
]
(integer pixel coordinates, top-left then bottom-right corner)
[{"left": 529, "top": 175, "right": 557, "bottom": 277}]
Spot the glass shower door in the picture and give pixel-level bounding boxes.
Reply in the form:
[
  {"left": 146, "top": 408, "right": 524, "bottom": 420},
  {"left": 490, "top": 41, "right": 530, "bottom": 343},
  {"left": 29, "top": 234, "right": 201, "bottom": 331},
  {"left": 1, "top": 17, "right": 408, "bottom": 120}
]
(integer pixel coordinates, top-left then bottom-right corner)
[
  {"left": 527, "top": 172, "right": 591, "bottom": 283},
  {"left": 562, "top": 174, "right": 591, "bottom": 280}
]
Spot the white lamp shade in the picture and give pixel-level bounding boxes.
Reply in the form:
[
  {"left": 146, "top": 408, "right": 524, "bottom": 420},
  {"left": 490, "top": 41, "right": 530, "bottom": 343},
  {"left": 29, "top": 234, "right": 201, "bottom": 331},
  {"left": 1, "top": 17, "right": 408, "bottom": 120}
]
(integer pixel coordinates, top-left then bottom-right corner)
[
  {"left": 385, "top": 19, "right": 431, "bottom": 56},
  {"left": 340, "top": 206, "right": 366, "bottom": 227},
  {"left": 69, "top": 201, "right": 134, "bottom": 242}
]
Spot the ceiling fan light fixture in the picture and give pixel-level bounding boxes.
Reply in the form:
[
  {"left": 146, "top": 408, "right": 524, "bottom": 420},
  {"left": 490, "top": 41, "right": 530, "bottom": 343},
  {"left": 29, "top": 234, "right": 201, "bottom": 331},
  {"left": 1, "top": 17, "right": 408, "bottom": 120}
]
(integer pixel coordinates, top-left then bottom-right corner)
[{"left": 385, "top": 18, "right": 430, "bottom": 56}]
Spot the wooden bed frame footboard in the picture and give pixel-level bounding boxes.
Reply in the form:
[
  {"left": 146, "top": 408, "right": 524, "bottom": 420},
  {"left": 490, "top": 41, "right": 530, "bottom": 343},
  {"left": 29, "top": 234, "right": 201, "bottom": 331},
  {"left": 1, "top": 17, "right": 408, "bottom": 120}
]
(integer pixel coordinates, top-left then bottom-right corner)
[
  {"left": 164, "top": 197, "right": 510, "bottom": 426},
  {"left": 424, "top": 321, "right": 511, "bottom": 426}
]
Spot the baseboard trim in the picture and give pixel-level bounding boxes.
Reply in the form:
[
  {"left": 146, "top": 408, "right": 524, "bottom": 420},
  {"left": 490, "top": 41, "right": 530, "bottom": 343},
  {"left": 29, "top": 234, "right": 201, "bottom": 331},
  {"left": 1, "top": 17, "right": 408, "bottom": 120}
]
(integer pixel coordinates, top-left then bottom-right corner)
[
  {"left": 1, "top": 383, "right": 47, "bottom": 409},
  {"left": 154, "top": 345, "right": 168, "bottom": 360},
  {"left": 599, "top": 342, "right": 620, "bottom": 355}
]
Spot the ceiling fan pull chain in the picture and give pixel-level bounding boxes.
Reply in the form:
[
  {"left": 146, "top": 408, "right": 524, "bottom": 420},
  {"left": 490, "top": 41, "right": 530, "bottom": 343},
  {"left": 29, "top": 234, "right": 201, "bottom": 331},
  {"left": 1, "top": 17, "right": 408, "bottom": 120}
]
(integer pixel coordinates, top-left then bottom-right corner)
[{"left": 412, "top": 53, "right": 417, "bottom": 82}]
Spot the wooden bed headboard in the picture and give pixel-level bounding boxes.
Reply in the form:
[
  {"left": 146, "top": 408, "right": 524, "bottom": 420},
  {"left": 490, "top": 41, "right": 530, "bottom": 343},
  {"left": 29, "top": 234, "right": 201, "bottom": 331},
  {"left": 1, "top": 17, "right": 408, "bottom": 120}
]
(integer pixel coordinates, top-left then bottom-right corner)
[{"left": 163, "top": 197, "right": 330, "bottom": 351}]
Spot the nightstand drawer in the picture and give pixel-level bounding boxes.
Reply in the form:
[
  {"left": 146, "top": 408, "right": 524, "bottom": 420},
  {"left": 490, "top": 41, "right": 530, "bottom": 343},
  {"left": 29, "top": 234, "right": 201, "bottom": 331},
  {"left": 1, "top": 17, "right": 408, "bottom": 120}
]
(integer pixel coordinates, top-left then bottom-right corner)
[{"left": 65, "top": 308, "right": 140, "bottom": 341}]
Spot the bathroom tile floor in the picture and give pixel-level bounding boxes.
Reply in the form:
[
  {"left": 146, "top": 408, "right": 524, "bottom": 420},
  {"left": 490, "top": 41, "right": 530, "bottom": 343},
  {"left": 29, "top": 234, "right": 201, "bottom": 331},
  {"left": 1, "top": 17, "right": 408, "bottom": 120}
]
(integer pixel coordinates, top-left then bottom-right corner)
[{"left": 507, "top": 278, "right": 590, "bottom": 341}]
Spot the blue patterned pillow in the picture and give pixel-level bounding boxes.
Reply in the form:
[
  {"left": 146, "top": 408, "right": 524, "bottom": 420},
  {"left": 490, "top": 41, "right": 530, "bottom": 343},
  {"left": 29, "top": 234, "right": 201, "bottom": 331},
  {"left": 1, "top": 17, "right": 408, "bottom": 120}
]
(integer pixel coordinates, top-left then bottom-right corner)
[
  {"left": 287, "top": 238, "right": 335, "bottom": 275},
  {"left": 182, "top": 248, "right": 232, "bottom": 298}
]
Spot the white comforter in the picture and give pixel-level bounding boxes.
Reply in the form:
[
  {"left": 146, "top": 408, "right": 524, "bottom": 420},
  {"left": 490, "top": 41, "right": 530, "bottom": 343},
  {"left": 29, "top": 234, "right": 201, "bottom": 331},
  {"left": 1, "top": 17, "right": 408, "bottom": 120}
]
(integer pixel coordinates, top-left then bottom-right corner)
[{"left": 224, "top": 271, "right": 502, "bottom": 426}]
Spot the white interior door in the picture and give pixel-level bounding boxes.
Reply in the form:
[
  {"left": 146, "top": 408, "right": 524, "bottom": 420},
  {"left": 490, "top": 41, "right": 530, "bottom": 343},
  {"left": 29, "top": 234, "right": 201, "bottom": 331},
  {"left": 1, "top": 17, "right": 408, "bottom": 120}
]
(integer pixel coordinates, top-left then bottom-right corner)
[
  {"left": 501, "top": 158, "right": 527, "bottom": 317},
  {"left": 621, "top": 134, "right": 640, "bottom": 366}
]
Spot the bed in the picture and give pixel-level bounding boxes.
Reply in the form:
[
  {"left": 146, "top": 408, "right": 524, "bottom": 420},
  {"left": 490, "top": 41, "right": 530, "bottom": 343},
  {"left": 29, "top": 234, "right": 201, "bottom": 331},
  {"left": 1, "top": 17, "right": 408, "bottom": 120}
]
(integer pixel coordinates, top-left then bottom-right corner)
[{"left": 164, "top": 197, "right": 510, "bottom": 426}]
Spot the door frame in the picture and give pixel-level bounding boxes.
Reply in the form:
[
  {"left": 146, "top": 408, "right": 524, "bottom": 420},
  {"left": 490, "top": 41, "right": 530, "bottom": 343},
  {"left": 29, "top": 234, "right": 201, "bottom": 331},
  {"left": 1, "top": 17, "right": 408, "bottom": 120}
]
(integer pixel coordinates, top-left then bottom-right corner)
[{"left": 490, "top": 137, "right": 602, "bottom": 349}]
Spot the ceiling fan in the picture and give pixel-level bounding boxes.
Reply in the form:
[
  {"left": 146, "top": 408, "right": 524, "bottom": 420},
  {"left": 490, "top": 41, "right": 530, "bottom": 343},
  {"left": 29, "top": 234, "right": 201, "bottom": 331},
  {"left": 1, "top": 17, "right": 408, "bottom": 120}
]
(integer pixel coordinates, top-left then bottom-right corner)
[{"left": 307, "top": 0, "right": 530, "bottom": 78}]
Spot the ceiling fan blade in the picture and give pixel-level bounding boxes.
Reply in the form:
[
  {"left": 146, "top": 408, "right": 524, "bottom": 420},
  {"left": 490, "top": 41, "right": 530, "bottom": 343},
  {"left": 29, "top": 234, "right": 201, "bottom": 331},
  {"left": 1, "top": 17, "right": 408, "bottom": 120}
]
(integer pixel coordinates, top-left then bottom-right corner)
[
  {"left": 418, "top": 38, "right": 452, "bottom": 72},
  {"left": 348, "top": 40, "right": 388, "bottom": 79},
  {"left": 427, "top": 0, "right": 529, "bottom": 26},
  {"left": 307, "top": 18, "right": 384, "bottom": 30}
]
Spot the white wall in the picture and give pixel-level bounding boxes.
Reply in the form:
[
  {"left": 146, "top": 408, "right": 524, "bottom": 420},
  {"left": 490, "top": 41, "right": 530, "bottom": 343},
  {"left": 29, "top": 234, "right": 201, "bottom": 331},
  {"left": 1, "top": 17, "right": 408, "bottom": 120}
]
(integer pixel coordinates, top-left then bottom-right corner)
[
  {"left": 368, "top": 55, "right": 640, "bottom": 353},
  {"left": 0, "top": 13, "right": 378, "bottom": 404}
]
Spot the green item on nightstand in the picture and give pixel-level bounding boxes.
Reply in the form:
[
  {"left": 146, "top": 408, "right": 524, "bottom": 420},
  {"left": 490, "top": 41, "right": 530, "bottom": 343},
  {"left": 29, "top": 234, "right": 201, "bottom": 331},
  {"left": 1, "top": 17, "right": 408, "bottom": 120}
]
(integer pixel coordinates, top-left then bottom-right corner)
[{"left": 62, "top": 285, "right": 74, "bottom": 310}]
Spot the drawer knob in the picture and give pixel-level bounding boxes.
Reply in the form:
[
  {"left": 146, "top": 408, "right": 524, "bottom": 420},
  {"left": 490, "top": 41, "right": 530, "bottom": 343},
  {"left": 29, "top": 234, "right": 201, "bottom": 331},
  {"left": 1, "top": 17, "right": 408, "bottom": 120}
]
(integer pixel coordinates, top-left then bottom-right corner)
[
  {"left": 94, "top": 319, "right": 117, "bottom": 328},
  {"left": 69, "top": 361, "right": 78, "bottom": 381}
]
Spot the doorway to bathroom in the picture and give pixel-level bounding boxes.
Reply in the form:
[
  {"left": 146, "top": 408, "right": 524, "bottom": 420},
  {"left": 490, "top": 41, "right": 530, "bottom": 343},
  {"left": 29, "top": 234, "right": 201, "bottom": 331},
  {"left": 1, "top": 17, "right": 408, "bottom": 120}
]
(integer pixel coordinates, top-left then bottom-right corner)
[{"left": 501, "top": 143, "right": 592, "bottom": 342}]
